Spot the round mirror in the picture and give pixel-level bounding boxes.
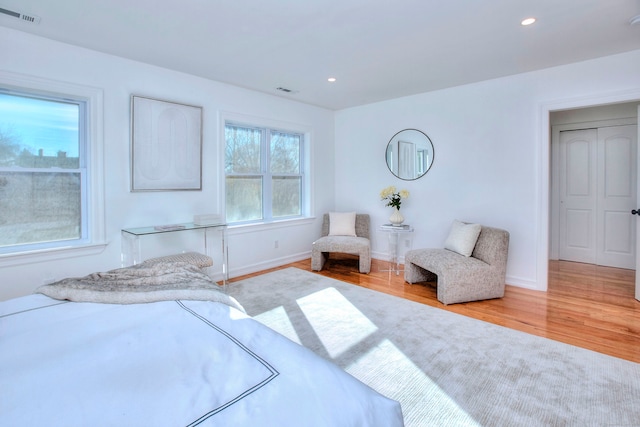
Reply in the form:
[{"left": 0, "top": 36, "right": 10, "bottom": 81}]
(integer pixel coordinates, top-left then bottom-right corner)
[{"left": 385, "top": 129, "right": 434, "bottom": 180}]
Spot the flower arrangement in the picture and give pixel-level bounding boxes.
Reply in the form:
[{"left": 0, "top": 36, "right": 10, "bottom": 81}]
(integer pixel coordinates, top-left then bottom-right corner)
[{"left": 380, "top": 185, "right": 409, "bottom": 210}]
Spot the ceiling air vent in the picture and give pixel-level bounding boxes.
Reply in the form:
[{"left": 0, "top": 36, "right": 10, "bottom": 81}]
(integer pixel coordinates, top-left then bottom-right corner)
[
  {"left": 276, "top": 87, "right": 299, "bottom": 94},
  {"left": 0, "top": 6, "right": 41, "bottom": 24}
]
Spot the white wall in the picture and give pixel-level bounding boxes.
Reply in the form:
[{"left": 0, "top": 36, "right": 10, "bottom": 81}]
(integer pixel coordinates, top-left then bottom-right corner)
[
  {"left": 0, "top": 26, "right": 335, "bottom": 300},
  {"left": 335, "top": 49, "right": 640, "bottom": 290}
]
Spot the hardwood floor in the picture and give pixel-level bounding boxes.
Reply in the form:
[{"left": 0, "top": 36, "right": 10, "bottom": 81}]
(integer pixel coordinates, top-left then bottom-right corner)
[{"left": 229, "top": 255, "right": 640, "bottom": 364}]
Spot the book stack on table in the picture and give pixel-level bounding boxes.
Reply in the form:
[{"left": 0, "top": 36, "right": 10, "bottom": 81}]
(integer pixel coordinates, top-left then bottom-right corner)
[
  {"left": 153, "top": 224, "right": 187, "bottom": 231},
  {"left": 380, "top": 224, "right": 411, "bottom": 230}
]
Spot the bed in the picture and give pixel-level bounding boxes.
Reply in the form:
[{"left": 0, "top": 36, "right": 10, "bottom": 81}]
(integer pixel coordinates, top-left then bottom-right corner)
[{"left": 0, "top": 254, "right": 403, "bottom": 426}]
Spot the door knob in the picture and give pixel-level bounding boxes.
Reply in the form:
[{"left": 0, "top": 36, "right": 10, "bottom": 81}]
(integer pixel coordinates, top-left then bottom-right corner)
[{"left": 633, "top": 209, "right": 640, "bottom": 216}]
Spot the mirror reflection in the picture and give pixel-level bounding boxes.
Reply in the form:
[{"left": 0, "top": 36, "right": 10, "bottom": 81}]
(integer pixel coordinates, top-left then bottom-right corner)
[{"left": 385, "top": 129, "right": 434, "bottom": 180}]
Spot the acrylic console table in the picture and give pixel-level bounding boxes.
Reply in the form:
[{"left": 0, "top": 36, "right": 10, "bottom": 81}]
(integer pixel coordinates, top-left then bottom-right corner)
[
  {"left": 121, "top": 222, "right": 228, "bottom": 287},
  {"left": 378, "top": 224, "right": 414, "bottom": 275}
]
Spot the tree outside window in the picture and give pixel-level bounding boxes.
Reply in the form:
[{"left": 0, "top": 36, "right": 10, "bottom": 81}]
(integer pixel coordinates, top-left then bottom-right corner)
[{"left": 225, "top": 123, "right": 304, "bottom": 224}]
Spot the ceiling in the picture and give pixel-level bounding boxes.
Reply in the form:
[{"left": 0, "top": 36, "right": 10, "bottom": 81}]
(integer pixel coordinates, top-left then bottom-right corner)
[{"left": 2, "top": 0, "right": 640, "bottom": 110}]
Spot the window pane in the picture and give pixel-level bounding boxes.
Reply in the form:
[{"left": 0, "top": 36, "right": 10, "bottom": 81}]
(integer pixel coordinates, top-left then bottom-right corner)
[
  {"left": 0, "top": 93, "right": 79, "bottom": 169},
  {"left": 225, "top": 125, "right": 261, "bottom": 174},
  {"left": 224, "top": 119, "right": 306, "bottom": 225},
  {"left": 0, "top": 171, "right": 81, "bottom": 247},
  {"left": 272, "top": 176, "right": 301, "bottom": 217},
  {"left": 225, "top": 176, "right": 263, "bottom": 222},
  {"left": 270, "top": 131, "right": 300, "bottom": 174},
  {"left": 0, "top": 90, "right": 84, "bottom": 252}
]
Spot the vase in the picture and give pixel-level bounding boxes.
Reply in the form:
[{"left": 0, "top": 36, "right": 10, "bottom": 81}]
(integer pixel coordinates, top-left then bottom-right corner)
[{"left": 389, "top": 209, "right": 404, "bottom": 226}]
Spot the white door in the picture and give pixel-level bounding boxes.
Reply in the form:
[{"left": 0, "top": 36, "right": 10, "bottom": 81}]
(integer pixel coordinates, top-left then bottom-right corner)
[
  {"left": 559, "top": 129, "right": 597, "bottom": 264},
  {"left": 559, "top": 125, "right": 637, "bottom": 269},
  {"left": 597, "top": 125, "right": 637, "bottom": 269}
]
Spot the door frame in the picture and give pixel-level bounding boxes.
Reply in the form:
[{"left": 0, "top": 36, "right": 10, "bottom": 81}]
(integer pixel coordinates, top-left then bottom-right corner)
[
  {"left": 538, "top": 90, "right": 640, "bottom": 291},
  {"left": 636, "top": 106, "right": 640, "bottom": 301}
]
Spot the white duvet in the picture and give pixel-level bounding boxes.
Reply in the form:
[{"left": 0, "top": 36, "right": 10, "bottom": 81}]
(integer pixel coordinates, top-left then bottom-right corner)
[{"left": 0, "top": 293, "right": 403, "bottom": 426}]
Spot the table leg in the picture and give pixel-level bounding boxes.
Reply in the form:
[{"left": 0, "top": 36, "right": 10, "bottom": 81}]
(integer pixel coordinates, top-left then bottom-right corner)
[
  {"left": 387, "top": 232, "right": 401, "bottom": 275},
  {"left": 121, "top": 232, "right": 141, "bottom": 267}
]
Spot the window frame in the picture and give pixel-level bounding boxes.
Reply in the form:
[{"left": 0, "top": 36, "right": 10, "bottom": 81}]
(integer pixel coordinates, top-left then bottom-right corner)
[
  {"left": 222, "top": 112, "right": 311, "bottom": 227},
  {"left": 0, "top": 71, "right": 105, "bottom": 266}
]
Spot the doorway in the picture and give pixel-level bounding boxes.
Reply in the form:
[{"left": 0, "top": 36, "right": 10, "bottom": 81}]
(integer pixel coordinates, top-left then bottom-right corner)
[
  {"left": 550, "top": 102, "right": 639, "bottom": 270},
  {"left": 556, "top": 125, "right": 637, "bottom": 268}
]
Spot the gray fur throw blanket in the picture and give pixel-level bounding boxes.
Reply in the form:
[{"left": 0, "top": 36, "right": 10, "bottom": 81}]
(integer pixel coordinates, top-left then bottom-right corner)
[{"left": 36, "top": 260, "right": 244, "bottom": 312}]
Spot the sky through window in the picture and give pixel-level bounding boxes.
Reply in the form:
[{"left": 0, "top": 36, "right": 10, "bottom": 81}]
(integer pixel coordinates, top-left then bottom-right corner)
[{"left": 0, "top": 92, "right": 79, "bottom": 157}]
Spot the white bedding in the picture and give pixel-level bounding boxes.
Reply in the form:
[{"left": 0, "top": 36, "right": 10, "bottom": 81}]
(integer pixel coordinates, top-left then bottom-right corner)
[{"left": 0, "top": 293, "right": 403, "bottom": 426}]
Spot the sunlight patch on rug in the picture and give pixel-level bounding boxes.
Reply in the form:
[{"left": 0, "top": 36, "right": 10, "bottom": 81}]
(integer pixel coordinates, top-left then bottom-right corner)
[
  {"left": 348, "top": 338, "right": 481, "bottom": 426},
  {"left": 253, "top": 287, "right": 378, "bottom": 358},
  {"left": 296, "top": 287, "right": 377, "bottom": 358},
  {"left": 253, "top": 306, "right": 300, "bottom": 343}
]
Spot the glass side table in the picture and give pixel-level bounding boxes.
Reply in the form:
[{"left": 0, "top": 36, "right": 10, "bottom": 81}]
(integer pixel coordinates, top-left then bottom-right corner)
[
  {"left": 378, "top": 225, "right": 414, "bottom": 275},
  {"left": 121, "top": 222, "right": 228, "bottom": 287}
]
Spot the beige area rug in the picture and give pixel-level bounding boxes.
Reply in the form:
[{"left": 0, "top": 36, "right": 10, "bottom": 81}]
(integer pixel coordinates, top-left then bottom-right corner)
[{"left": 228, "top": 267, "right": 640, "bottom": 427}]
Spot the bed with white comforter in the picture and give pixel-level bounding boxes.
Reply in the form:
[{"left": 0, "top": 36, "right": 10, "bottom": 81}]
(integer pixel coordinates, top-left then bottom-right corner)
[{"left": 0, "top": 258, "right": 403, "bottom": 426}]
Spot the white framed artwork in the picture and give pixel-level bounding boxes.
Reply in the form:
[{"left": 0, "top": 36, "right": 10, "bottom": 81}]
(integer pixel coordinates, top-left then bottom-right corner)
[{"left": 130, "top": 95, "right": 203, "bottom": 191}]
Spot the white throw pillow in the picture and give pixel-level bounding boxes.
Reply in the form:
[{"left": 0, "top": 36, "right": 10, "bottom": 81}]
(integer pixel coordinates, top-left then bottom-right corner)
[
  {"left": 444, "top": 220, "right": 481, "bottom": 257},
  {"left": 329, "top": 212, "right": 357, "bottom": 236}
]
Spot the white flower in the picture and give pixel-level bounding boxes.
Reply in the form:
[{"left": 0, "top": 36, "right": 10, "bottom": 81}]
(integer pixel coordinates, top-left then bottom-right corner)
[{"left": 380, "top": 186, "right": 409, "bottom": 210}]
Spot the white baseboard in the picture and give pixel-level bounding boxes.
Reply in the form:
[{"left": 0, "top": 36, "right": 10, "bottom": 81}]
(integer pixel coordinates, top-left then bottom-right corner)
[
  {"left": 505, "top": 275, "right": 541, "bottom": 291},
  {"left": 228, "top": 251, "right": 311, "bottom": 280}
]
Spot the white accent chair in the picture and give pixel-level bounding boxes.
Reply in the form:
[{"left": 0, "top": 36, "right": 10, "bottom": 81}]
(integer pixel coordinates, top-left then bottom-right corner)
[{"left": 311, "top": 213, "right": 371, "bottom": 274}]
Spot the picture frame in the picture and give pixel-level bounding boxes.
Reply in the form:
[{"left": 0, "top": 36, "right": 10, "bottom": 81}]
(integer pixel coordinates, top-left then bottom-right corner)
[{"left": 130, "top": 95, "right": 203, "bottom": 191}]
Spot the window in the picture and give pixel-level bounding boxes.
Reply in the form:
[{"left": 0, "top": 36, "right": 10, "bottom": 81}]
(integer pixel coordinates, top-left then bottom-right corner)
[
  {"left": 225, "top": 122, "right": 305, "bottom": 224},
  {"left": 0, "top": 74, "right": 104, "bottom": 257}
]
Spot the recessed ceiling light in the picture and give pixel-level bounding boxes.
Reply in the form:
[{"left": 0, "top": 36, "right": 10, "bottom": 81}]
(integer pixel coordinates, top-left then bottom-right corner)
[
  {"left": 327, "top": 77, "right": 337, "bottom": 83},
  {"left": 521, "top": 17, "right": 536, "bottom": 26}
]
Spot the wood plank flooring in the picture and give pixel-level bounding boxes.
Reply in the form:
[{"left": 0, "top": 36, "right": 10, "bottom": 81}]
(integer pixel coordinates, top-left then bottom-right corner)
[{"left": 229, "top": 256, "right": 640, "bottom": 364}]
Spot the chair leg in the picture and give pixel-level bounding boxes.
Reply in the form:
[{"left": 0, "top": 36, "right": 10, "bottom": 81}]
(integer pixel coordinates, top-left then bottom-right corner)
[
  {"left": 359, "top": 252, "right": 371, "bottom": 274},
  {"left": 311, "top": 247, "right": 327, "bottom": 271},
  {"left": 404, "top": 262, "right": 435, "bottom": 283}
]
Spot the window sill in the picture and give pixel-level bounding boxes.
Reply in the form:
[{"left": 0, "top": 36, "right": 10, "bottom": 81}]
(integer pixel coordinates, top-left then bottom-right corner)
[
  {"left": 227, "top": 217, "right": 316, "bottom": 235},
  {"left": 0, "top": 242, "right": 108, "bottom": 268}
]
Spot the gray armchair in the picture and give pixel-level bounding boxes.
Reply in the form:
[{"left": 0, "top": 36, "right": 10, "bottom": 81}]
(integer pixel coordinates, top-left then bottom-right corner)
[
  {"left": 311, "top": 213, "right": 371, "bottom": 274},
  {"left": 404, "top": 224, "right": 509, "bottom": 305}
]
